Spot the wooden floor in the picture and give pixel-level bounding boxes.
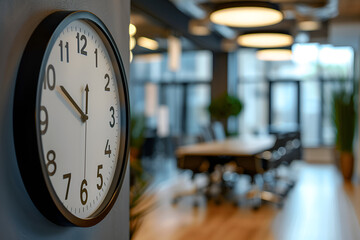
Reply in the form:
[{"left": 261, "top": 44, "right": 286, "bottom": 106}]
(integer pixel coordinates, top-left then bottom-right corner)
[{"left": 133, "top": 162, "right": 360, "bottom": 240}]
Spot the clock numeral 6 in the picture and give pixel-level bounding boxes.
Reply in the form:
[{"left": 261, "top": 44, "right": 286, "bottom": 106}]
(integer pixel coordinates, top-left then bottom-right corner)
[
  {"left": 44, "top": 64, "right": 56, "bottom": 90},
  {"left": 63, "top": 173, "right": 71, "bottom": 200},
  {"left": 80, "top": 179, "right": 88, "bottom": 205},
  {"left": 46, "top": 150, "right": 57, "bottom": 176},
  {"left": 105, "top": 139, "right": 111, "bottom": 158},
  {"left": 76, "top": 33, "right": 87, "bottom": 56},
  {"left": 109, "top": 106, "right": 115, "bottom": 128},
  {"left": 40, "top": 106, "right": 48, "bottom": 135},
  {"left": 97, "top": 165, "right": 103, "bottom": 190}
]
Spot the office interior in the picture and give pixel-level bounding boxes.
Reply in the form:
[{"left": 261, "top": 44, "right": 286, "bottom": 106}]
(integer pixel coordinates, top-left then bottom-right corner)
[{"left": 129, "top": 0, "right": 360, "bottom": 240}]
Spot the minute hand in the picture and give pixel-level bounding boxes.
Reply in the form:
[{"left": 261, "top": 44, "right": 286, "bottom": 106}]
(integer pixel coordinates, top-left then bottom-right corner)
[{"left": 60, "top": 85, "right": 88, "bottom": 122}]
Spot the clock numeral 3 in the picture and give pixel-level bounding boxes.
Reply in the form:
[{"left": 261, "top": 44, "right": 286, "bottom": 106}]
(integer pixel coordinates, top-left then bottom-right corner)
[
  {"left": 80, "top": 179, "right": 88, "bottom": 205},
  {"left": 76, "top": 33, "right": 87, "bottom": 56},
  {"left": 105, "top": 139, "right": 111, "bottom": 158},
  {"left": 109, "top": 106, "right": 115, "bottom": 128},
  {"left": 40, "top": 106, "right": 48, "bottom": 135},
  {"left": 46, "top": 150, "right": 57, "bottom": 176},
  {"left": 63, "top": 173, "right": 71, "bottom": 200},
  {"left": 44, "top": 64, "right": 56, "bottom": 90},
  {"left": 97, "top": 165, "right": 103, "bottom": 190},
  {"left": 104, "top": 73, "right": 110, "bottom": 91},
  {"left": 59, "top": 40, "right": 69, "bottom": 63}
]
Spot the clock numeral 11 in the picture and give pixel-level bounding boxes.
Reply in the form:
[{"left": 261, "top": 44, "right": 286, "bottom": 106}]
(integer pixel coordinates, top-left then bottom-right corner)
[{"left": 59, "top": 40, "right": 69, "bottom": 63}]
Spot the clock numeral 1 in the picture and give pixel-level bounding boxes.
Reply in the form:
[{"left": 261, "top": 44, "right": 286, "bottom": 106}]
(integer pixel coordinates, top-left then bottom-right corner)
[
  {"left": 80, "top": 179, "right": 88, "bottom": 205},
  {"left": 97, "top": 165, "right": 103, "bottom": 190},
  {"left": 94, "top": 48, "right": 98, "bottom": 68},
  {"left": 76, "top": 33, "right": 87, "bottom": 56},
  {"left": 40, "top": 105, "right": 48, "bottom": 135},
  {"left": 104, "top": 73, "right": 110, "bottom": 91},
  {"left": 46, "top": 150, "right": 57, "bottom": 176},
  {"left": 63, "top": 173, "right": 71, "bottom": 200},
  {"left": 44, "top": 64, "right": 56, "bottom": 90},
  {"left": 109, "top": 106, "right": 115, "bottom": 128},
  {"left": 105, "top": 139, "right": 111, "bottom": 158},
  {"left": 59, "top": 40, "right": 69, "bottom": 63}
]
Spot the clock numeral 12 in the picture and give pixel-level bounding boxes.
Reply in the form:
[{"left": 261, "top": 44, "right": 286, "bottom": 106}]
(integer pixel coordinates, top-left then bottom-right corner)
[
  {"left": 59, "top": 40, "right": 69, "bottom": 63},
  {"left": 76, "top": 33, "right": 87, "bottom": 56}
]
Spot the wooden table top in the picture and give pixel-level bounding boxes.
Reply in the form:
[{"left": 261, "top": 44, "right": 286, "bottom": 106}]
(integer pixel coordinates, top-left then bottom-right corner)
[{"left": 176, "top": 135, "right": 276, "bottom": 157}]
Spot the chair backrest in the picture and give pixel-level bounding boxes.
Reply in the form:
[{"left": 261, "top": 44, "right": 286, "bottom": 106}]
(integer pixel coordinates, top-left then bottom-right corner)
[
  {"left": 212, "top": 121, "right": 226, "bottom": 141},
  {"left": 200, "top": 125, "right": 215, "bottom": 142}
]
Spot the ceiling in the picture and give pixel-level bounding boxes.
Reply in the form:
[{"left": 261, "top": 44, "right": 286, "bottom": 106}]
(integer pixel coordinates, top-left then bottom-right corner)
[{"left": 131, "top": 0, "right": 360, "bottom": 54}]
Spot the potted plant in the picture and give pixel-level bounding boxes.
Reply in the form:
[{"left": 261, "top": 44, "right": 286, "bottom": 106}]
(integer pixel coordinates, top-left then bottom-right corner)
[
  {"left": 207, "top": 92, "right": 243, "bottom": 135},
  {"left": 332, "top": 81, "right": 357, "bottom": 180}
]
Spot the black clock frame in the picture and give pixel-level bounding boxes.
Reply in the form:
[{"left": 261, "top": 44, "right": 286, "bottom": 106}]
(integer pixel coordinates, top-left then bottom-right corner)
[{"left": 13, "top": 11, "right": 130, "bottom": 227}]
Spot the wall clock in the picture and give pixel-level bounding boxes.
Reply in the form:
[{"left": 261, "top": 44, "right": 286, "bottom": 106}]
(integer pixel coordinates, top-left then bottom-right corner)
[{"left": 13, "top": 11, "right": 130, "bottom": 227}]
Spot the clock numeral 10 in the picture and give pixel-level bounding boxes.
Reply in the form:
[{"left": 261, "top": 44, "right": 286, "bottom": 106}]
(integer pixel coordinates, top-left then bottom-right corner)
[
  {"left": 44, "top": 64, "right": 56, "bottom": 90},
  {"left": 105, "top": 139, "right": 111, "bottom": 158},
  {"left": 46, "top": 150, "right": 57, "bottom": 176},
  {"left": 76, "top": 33, "right": 87, "bottom": 56},
  {"left": 63, "top": 173, "right": 71, "bottom": 200},
  {"left": 80, "top": 179, "right": 88, "bottom": 205},
  {"left": 59, "top": 40, "right": 69, "bottom": 63}
]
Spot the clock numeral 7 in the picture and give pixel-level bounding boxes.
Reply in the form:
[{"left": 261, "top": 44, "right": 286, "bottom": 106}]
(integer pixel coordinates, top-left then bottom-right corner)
[
  {"left": 46, "top": 150, "right": 57, "bottom": 176},
  {"left": 76, "top": 33, "right": 87, "bottom": 56},
  {"left": 105, "top": 139, "right": 111, "bottom": 158},
  {"left": 59, "top": 40, "right": 69, "bottom": 63},
  {"left": 97, "top": 165, "right": 103, "bottom": 190},
  {"left": 63, "top": 173, "right": 71, "bottom": 200}
]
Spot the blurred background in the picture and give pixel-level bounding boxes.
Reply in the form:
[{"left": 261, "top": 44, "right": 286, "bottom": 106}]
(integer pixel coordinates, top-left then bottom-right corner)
[{"left": 128, "top": 0, "right": 360, "bottom": 239}]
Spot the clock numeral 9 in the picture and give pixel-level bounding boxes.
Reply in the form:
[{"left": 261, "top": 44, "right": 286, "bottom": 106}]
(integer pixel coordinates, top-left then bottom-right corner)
[
  {"left": 105, "top": 139, "right": 111, "bottom": 158},
  {"left": 44, "top": 64, "right": 56, "bottom": 90},
  {"left": 59, "top": 40, "right": 69, "bottom": 63},
  {"left": 80, "top": 179, "right": 88, "bottom": 205},
  {"left": 104, "top": 74, "right": 110, "bottom": 91},
  {"left": 109, "top": 106, "right": 115, "bottom": 128},
  {"left": 76, "top": 33, "right": 87, "bottom": 56},
  {"left": 46, "top": 150, "right": 57, "bottom": 176},
  {"left": 40, "top": 106, "right": 48, "bottom": 135},
  {"left": 97, "top": 165, "right": 103, "bottom": 190},
  {"left": 63, "top": 173, "right": 71, "bottom": 200}
]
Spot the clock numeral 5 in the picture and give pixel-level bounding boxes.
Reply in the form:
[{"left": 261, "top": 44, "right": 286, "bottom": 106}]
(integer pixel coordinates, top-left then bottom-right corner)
[
  {"left": 80, "top": 179, "right": 88, "bottom": 205},
  {"left": 59, "top": 40, "right": 69, "bottom": 63},
  {"left": 40, "top": 106, "right": 48, "bottom": 135},
  {"left": 105, "top": 139, "right": 111, "bottom": 158},
  {"left": 97, "top": 165, "right": 103, "bottom": 190},
  {"left": 46, "top": 150, "right": 57, "bottom": 176},
  {"left": 44, "top": 64, "right": 56, "bottom": 91},
  {"left": 76, "top": 33, "right": 87, "bottom": 56},
  {"left": 63, "top": 173, "right": 71, "bottom": 200}
]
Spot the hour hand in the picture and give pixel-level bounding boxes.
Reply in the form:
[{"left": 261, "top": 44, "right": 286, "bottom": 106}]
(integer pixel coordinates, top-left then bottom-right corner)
[{"left": 59, "top": 85, "right": 88, "bottom": 122}]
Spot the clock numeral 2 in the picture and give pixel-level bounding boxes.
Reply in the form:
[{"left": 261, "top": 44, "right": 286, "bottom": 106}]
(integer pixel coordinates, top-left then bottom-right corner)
[
  {"left": 63, "top": 173, "right": 71, "bottom": 200},
  {"left": 40, "top": 106, "right": 48, "bottom": 135},
  {"left": 76, "top": 33, "right": 87, "bottom": 56},
  {"left": 104, "top": 74, "right": 110, "bottom": 91},
  {"left": 97, "top": 165, "right": 103, "bottom": 190},
  {"left": 105, "top": 139, "right": 111, "bottom": 158},
  {"left": 44, "top": 64, "right": 56, "bottom": 90},
  {"left": 80, "top": 179, "right": 88, "bottom": 205},
  {"left": 59, "top": 40, "right": 69, "bottom": 63},
  {"left": 46, "top": 150, "right": 57, "bottom": 176}
]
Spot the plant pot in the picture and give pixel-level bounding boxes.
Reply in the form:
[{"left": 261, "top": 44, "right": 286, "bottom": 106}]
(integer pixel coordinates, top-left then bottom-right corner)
[{"left": 340, "top": 152, "right": 354, "bottom": 181}]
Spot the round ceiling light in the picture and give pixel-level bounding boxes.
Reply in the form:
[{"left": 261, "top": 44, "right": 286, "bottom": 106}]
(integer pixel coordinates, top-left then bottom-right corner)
[
  {"left": 256, "top": 49, "right": 292, "bottom": 61},
  {"left": 210, "top": 1, "right": 283, "bottom": 28},
  {"left": 237, "top": 32, "right": 293, "bottom": 48}
]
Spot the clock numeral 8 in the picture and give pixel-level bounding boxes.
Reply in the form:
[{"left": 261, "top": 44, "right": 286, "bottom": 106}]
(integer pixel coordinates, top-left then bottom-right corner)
[
  {"left": 80, "top": 179, "right": 88, "bottom": 205},
  {"left": 44, "top": 64, "right": 56, "bottom": 90},
  {"left": 46, "top": 150, "right": 57, "bottom": 176}
]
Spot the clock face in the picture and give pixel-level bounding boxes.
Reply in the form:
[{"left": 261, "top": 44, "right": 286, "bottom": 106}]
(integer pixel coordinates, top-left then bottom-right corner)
[
  {"left": 38, "top": 19, "right": 120, "bottom": 219},
  {"left": 13, "top": 11, "right": 129, "bottom": 227}
]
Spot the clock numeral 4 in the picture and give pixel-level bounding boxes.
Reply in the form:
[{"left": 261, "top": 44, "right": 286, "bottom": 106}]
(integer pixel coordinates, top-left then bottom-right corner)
[
  {"left": 63, "top": 173, "right": 71, "bottom": 200},
  {"left": 80, "top": 179, "right": 88, "bottom": 205},
  {"left": 59, "top": 40, "right": 69, "bottom": 63},
  {"left": 105, "top": 139, "right": 111, "bottom": 158},
  {"left": 46, "top": 150, "right": 57, "bottom": 176},
  {"left": 44, "top": 64, "right": 56, "bottom": 90},
  {"left": 40, "top": 106, "right": 48, "bottom": 135},
  {"left": 97, "top": 165, "right": 103, "bottom": 190},
  {"left": 104, "top": 73, "right": 110, "bottom": 91},
  {"left": 76, "top": 33, "right": 87, "bottom": 56}
]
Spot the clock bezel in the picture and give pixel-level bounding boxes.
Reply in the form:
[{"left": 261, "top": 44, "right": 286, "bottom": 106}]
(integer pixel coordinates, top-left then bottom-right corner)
[{"left": 13, "top": 11, "right": 130, "bottom": 227}]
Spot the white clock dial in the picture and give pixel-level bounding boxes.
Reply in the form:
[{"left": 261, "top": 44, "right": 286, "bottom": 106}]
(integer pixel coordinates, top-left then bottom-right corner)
[{"left": 38, "top": 20, "right": 121, "bottom": 219}]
